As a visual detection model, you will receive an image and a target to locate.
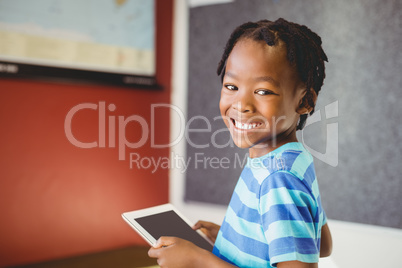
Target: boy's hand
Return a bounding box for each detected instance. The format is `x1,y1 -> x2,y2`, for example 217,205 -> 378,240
148,236 -> 206,268
193,220 -> 220,243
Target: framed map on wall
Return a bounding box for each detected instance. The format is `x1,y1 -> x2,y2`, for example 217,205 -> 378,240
0,0 -> 157,88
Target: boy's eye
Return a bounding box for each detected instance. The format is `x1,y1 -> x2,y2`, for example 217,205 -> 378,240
225,84 -> 238,91
255,89 -> 275,96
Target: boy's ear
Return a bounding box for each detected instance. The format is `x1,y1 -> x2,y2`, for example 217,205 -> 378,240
296,88 -> 317,115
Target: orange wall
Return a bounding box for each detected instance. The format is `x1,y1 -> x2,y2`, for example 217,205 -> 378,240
0,1 -> 173,266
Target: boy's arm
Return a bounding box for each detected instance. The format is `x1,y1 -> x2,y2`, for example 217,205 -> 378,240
148,236 -> 236,268
319,223 -> 333,257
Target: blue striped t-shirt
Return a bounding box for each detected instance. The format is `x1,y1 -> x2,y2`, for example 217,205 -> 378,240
213,142 -> 326,267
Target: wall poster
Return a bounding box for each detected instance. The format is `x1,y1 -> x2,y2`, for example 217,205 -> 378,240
0,0 -> 157,88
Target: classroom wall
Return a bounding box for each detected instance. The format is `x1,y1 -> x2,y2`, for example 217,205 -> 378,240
0,0 -> 173,266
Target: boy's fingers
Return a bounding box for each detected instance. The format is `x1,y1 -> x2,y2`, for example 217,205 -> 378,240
148,236 -> 177,258
193,221 -> 203,230
193,220 -> 209,230
148,247 -> 159,258
153,236 -> 176,248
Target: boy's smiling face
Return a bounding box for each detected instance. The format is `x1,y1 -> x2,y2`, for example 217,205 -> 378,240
219,38 -> 307,158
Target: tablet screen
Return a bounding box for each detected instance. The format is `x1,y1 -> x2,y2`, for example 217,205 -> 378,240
135,210 -> 213,251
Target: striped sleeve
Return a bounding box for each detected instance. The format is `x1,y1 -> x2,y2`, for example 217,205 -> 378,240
259,171 -> 320,266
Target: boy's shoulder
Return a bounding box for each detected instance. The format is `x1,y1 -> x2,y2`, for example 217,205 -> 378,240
246,142 -> 314,184
275,142 -> 314,173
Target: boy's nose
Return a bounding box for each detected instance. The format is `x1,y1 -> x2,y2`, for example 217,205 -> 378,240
232,93 -> 254,113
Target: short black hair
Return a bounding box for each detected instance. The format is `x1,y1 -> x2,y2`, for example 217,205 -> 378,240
217,18 -> 328,130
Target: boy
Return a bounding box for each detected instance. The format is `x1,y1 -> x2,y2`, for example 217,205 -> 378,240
149,18 -> 332,267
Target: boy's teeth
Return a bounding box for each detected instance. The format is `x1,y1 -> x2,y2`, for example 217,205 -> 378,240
234,120 -> 259,129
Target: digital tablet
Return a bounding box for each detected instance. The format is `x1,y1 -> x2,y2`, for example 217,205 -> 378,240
122,203 -> 214,251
